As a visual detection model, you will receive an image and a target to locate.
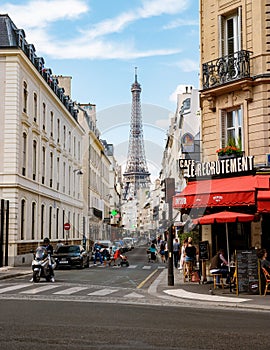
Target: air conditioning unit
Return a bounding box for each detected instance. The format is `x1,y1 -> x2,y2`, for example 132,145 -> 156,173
266,154 -> 270,166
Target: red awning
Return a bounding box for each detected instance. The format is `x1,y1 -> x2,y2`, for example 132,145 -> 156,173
173,175 -> 270,209
257,190 -> 270,212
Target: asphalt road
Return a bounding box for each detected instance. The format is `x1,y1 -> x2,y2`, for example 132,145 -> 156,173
0,299 -> 269,350
1,246 -> 269,349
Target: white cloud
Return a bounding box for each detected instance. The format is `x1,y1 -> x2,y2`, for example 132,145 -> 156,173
2,0 -> 89,29
1,0 -> 189,60
175,59 -> 199,72
169,84 -> 193,103
163,18 -> 198,30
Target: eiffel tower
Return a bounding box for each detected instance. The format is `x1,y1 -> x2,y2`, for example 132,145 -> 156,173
123,68 -> 151,200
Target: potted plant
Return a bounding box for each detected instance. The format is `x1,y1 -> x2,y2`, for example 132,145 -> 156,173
216,138 -> 243,159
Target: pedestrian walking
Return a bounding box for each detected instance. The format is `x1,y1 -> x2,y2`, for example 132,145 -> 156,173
179,238 -> 188,270
93,241 -> 103,265
173,238 -> 180,268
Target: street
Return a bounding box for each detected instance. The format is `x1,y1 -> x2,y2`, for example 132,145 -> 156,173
0,299 -> 269,350
0,246 -> 270,349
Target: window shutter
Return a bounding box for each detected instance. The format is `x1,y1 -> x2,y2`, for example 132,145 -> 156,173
237,6 -> 242,51
220,110 -> 226,148
218,15 -> 225,56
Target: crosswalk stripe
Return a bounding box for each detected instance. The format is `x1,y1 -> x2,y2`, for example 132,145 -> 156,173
127,265 -> 137,269
20,284 -> 59,294
0,284 -> 30,293
53,286 -> 89,295
142,266 -> 151,270
88,288 -> 118,296
124,292 -> 145,298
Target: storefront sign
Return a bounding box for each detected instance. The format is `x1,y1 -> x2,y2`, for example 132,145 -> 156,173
179,156 -> 254,179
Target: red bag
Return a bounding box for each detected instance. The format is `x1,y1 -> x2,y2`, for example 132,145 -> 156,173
191,271 -> 200,283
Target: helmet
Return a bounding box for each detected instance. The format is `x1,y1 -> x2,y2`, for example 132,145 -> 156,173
43,237 -> 50,244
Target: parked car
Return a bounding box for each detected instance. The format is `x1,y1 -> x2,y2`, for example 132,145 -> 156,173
53,245 -> 90,269
112,240 -> 129,253
123,237 -> 135,250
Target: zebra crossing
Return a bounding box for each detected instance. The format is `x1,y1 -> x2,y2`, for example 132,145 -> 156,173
0,282 -> 149,300
0,264 -> 166,301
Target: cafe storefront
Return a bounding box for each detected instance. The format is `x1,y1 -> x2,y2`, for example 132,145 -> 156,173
173,156 -> 270,258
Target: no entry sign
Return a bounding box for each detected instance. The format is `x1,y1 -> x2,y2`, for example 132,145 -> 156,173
64,222 -> 71,230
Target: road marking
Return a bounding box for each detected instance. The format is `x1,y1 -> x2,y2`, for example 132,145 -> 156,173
137,269 -> 160,289
125,292 -> 145,298
88,288 -> 118,296
127,265 -> 137,269
142,266 -> 151,270
0,284 -> 30,293
53,286 -> 89,295
21,284 -> 59,294
164,289 -> 251,303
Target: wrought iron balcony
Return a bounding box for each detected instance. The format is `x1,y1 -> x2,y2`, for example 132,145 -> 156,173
202,50 -> 251,90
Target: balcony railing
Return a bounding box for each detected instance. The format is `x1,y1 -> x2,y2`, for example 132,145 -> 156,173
202,50 -> 251,90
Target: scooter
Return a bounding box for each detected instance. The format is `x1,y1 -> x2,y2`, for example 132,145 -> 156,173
31,246 -> 56,282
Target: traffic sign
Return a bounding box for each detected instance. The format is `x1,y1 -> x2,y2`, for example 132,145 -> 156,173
64,222 -> 71,230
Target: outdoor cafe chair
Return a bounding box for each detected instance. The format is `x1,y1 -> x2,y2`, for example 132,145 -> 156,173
261,267 -> 270,296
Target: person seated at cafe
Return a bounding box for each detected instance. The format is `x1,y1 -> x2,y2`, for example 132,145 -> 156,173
210,249 -> 230,284
257,248 -> 270,273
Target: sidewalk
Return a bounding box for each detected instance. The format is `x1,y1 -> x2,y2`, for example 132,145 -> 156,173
0,265 -> 31,280
150,267 -> 270,311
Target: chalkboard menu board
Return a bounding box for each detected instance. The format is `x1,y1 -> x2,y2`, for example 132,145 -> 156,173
236,250 -> 259,295
199,241 -> 209,260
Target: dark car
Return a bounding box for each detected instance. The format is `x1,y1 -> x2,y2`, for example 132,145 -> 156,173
53,245 -> 89,269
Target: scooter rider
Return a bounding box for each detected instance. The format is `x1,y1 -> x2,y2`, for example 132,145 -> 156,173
43,237 -> 55,282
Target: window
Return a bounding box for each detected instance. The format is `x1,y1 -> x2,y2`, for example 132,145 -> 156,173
63,125 -> 66,148
68,165 -> 71,195
22,132 -> 27,176
50,111 -> 54,137
74,137 -> 76,158
49,206 -> 52,239
23,81 -> 28,113
57,157 -> 60,190
219,8 -> 242,56
21,199 -> 25,240
50,152 -> 53,187
56,208 -> 59,239
42,103 -> 46,130
33,140 -> 37,180
68,130 -> 71,153
31,202 -> 36,240
63,162 -> 66,193
57,118 -> 60,143
42,146 -> 45,184
220,107 -> 242,148
33,93 -> 38,122
41,204 -> 45,240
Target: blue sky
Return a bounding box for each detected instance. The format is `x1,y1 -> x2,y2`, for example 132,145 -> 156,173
2,0 -> 200,180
